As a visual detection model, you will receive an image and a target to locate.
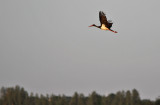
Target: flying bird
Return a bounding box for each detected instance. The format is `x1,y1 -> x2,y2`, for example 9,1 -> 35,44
89,11 -> 117,33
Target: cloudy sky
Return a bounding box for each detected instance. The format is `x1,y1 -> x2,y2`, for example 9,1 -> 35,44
0,0 -> 160,100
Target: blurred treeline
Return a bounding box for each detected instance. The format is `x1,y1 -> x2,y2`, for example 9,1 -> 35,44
0,85 -> 160,105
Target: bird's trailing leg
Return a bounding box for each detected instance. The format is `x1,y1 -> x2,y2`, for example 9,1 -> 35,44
109,29 -> 118,33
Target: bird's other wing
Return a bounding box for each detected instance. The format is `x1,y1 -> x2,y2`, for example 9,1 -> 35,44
107,22 -> 113,29
99,11 -> 108,26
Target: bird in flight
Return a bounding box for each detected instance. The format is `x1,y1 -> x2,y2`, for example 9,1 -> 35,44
89,11 -> 117,33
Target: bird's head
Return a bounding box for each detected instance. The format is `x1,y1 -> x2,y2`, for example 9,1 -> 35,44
88,24 -> 96,27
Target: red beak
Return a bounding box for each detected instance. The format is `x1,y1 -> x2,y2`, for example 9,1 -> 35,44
88,25 -> 93,27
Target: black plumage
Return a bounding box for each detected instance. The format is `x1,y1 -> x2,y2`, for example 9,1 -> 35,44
99,11 -> 113,29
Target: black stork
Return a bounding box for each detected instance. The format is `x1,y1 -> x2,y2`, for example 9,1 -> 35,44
89,11 -> 117,33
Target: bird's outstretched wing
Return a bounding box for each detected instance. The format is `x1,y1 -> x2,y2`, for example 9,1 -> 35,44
99,11 -> 113,29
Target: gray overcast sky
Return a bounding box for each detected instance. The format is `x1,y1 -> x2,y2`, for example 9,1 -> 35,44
0,0 -> 160,100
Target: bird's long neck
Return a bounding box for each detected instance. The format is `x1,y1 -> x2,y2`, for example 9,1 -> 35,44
94,25 -> 101,28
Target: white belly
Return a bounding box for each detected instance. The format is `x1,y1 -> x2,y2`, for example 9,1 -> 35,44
101,24 -> 109,30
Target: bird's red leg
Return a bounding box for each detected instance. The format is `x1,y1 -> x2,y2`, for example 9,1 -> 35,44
109,29 -> 117,33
